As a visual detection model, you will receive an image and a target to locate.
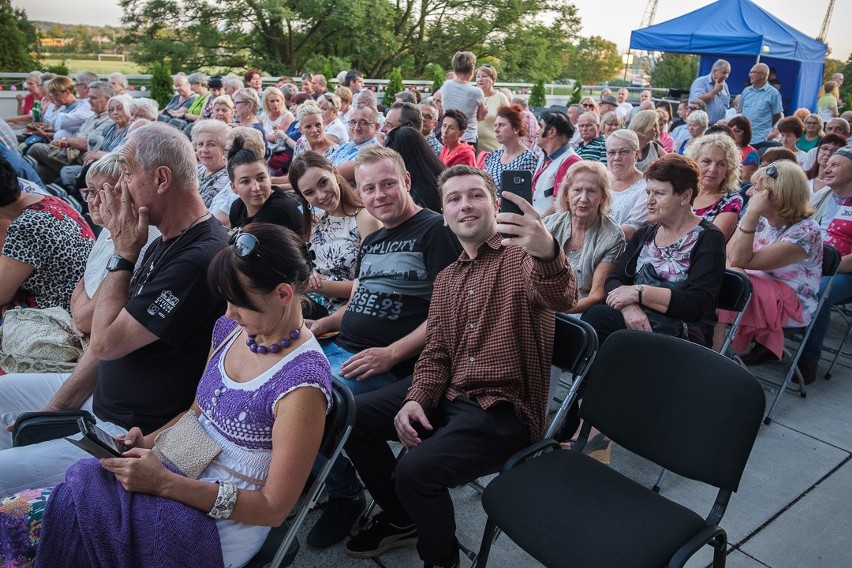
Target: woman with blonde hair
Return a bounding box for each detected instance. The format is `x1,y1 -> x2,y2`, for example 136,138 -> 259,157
718,161 -> 823,362
686,132 -> 743,241
579,96 -> 598,115
293,102 -> 338,158
600,111 -> 622,138
544,161 -> 625,313
260,86 -> 295,146
628,109 -> 667,171
317,92 -> 349,144
475,64 -> 510,152
797,114 -> 824,153
817,80 -> 839,122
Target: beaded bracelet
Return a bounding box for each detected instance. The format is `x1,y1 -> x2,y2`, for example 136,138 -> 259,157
208,481 -> 238,519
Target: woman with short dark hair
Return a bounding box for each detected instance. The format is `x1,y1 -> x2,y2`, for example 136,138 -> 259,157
582,153 -> 725,347
439,109 -> 476,167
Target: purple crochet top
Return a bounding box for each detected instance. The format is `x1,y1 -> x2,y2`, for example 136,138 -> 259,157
197,317 -> 332,450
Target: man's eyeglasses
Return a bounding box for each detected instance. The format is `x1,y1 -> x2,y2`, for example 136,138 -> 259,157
606,149 -> 633,158
233,100 -> 249,105
349,119 -> 374,127
687,106 -> 699,111
804,121 -> 819,125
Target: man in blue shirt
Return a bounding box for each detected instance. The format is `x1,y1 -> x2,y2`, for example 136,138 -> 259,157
741,63 -> 783,146
329,105 -> 379,186
689,59 -> 731,125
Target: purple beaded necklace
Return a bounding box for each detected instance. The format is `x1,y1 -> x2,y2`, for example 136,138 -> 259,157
246,325 -> 302,354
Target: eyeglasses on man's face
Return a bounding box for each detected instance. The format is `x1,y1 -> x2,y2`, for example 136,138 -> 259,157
349,119 -> 374,127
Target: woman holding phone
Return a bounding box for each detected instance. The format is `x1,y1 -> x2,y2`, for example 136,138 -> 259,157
0,223 -> 332,568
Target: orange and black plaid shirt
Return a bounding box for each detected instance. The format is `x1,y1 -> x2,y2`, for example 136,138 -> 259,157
407,233 -> 577,441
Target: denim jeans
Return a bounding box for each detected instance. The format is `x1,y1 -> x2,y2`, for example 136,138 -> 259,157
316,339 -> 400,499
801,273 -> 852,365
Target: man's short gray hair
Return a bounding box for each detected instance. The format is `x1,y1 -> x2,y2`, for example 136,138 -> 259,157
124,122 -> 198,192
75,71 -> 99,85
712,59 -> 731,72
88,81 -> 115,99
223,75 -> 244,90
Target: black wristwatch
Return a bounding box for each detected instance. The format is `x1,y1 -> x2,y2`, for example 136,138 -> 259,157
106,255 -> 135,273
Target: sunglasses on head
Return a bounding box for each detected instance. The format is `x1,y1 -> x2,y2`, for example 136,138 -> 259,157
766,163 -> 778,179
229,229 -> 259,258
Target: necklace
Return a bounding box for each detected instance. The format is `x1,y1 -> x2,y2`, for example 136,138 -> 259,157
133,212 -> 210,296
247,325 -> 302,354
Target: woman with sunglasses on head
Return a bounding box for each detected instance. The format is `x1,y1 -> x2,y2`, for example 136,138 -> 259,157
0,223 -> 332,568
717,161 -> 822,362
318,93 -> 349,145
227,136 -> 303,236
289,151 -> 381,317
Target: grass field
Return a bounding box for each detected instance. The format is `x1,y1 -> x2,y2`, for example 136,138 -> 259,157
41,58 -> 144,75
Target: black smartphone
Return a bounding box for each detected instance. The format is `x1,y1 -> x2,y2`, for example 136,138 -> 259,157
499,170 -> 533,237
66,417 -> 127,458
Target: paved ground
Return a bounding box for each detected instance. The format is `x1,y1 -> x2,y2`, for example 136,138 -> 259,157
284,315 -> 852,568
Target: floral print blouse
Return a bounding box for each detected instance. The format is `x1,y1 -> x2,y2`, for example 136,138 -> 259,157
308,211 -> 362,314
637,223 -> 705,284
752,217 -> 823,324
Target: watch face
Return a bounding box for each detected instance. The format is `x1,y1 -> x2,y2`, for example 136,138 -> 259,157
107,256 -> 133,272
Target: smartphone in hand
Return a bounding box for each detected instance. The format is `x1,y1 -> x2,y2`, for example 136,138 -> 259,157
499,170 -> 533,237
66,417 -> 128,458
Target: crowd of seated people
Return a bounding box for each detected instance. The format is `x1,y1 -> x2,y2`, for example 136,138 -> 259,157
1,58 -> 851,568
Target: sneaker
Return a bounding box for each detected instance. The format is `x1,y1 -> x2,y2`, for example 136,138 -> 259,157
345,512 -> 418,558
307,494 -> 366,549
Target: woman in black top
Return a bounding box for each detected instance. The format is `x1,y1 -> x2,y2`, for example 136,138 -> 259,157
226,136 -> 302,235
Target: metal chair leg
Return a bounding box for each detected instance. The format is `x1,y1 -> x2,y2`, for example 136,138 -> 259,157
652,468 -> 669,493
825,316 -> 852,380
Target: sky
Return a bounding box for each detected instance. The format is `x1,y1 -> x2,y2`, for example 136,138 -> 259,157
12,0 -> 852,64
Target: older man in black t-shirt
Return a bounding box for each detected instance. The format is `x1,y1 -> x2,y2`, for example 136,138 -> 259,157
0,122 -> 228,496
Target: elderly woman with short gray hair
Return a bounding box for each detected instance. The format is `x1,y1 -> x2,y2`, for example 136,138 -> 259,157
677,110 -> 708,155
232,87 -> 265,140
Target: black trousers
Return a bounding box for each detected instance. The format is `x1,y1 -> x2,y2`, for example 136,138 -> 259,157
345,377 -> 529,564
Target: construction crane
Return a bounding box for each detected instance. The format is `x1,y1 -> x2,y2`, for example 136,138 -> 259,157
632,0 -> 660,85
817,0 -> 835,43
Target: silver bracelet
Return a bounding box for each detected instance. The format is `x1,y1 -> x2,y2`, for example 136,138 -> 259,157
208,481 -> 238,519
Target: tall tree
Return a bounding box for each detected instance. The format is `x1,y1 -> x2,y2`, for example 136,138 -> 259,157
119,0 -> 582,80
0,0 -> 39,71
564,36 -> 622,85
649,53 -> 698,91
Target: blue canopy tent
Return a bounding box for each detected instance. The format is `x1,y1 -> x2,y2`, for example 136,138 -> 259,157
629,0 -> 828,113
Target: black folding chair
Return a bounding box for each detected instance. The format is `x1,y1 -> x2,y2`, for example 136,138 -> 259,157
246,378 -> 356,568
758,245 -> 841,424
475,330 -> 765,568
824,302 -> 852,380
652,270 -> 752,492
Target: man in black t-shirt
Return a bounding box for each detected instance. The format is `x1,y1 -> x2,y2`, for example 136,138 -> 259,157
305,145 -> 460,548
0,122 -> 227,496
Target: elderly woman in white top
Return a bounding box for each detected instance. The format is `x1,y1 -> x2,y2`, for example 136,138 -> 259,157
606,129 -> 648,240
544,161 -> 626,314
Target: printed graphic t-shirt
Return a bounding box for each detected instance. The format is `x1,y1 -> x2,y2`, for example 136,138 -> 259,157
336,208 -> 460,377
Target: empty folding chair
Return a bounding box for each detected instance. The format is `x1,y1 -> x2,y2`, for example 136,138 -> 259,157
475,330 -> 765,568
652,269 -> 753,492
246,378 -> 356,568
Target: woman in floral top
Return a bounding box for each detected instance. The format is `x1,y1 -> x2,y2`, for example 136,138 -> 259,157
720,161 -> 823,364
686,133 -> 743,241
582,154 -> 726,347
288,151 -> 381,317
